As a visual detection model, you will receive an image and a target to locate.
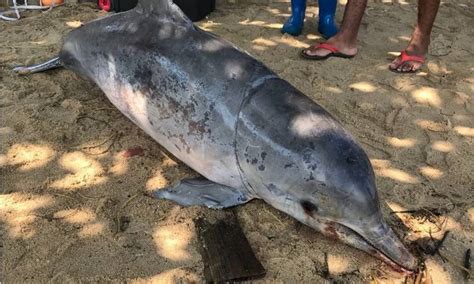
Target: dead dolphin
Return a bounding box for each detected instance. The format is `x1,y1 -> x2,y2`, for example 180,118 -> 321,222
14,0 -> 417,272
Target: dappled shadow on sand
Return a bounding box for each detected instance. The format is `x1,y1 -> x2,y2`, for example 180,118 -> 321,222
0,127 -> 204,282
1,0 -> 473,282
1,42 -> 204,281
201,2 -> 473,281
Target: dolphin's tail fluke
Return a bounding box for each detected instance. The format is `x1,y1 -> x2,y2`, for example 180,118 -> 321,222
13,57 -> 62,75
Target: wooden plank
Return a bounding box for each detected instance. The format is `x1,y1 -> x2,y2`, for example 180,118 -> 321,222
194,211 -> 266,282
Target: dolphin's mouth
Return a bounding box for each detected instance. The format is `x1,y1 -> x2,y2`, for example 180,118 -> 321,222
321,220 -> 418,273
348,226 -> 416,273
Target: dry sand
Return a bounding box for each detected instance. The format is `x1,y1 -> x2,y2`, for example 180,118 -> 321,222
0,0 -> 473,282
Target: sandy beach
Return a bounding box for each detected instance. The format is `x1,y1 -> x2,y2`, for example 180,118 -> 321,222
0,0 -> 473,282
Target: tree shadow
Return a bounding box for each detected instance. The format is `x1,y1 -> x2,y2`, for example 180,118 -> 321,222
1,0 -> 473,283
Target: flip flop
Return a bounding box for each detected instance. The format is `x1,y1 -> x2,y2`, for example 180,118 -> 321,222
389,50 -> 425,73
300,43 -> 356,60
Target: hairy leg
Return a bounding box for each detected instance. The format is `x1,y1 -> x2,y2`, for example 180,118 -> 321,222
389,0 -> 441,72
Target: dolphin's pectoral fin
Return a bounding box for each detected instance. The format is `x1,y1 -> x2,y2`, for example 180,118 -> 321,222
153,177 -> 252,209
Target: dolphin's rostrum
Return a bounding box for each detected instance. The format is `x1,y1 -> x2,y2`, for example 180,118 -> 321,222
14,0 -> 417,272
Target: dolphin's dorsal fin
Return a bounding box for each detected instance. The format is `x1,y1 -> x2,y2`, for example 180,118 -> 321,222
137,0 -> 170,12
136,0 -> 192,26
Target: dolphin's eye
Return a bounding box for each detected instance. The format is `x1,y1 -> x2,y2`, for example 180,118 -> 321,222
300,200 -> 318,217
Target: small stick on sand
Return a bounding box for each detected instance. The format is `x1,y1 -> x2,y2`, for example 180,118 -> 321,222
121,194 -> 139,209
53,193 -> 80,202
322,252 -> 330,279
414,269 -> 423,284
97,132 -> 122,155
464,249 -> 471,280
77,115 -> 113,129
76,191 -> 103,199
431,230 -> 450,256
263,207 -> 284,226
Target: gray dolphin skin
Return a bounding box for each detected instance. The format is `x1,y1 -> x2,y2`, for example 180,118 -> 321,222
14,0 -> 417,272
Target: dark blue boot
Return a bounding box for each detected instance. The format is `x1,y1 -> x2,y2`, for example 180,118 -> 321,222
318,0 -> 338,38
281,0 -> 306,36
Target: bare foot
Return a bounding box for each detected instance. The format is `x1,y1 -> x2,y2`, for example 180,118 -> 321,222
389,29 -> 429,73
389,50 -> 425,73
303,37 -> 358,58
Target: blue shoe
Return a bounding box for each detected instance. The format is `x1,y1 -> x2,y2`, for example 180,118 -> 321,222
281,0 -> 306,36
318,15 -> 338,38
317,0 -> 338,38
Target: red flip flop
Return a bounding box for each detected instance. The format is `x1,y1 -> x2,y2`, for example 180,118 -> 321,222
389,50 -> 425,73
301,43 -> 356,60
